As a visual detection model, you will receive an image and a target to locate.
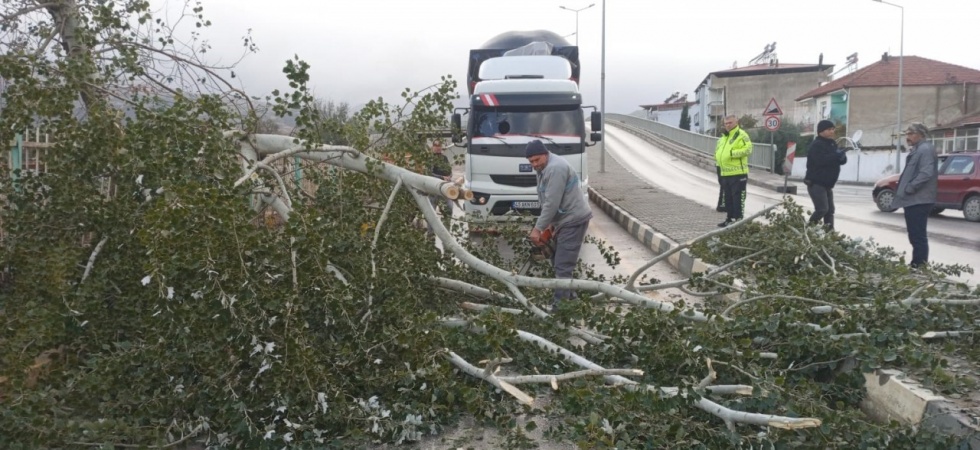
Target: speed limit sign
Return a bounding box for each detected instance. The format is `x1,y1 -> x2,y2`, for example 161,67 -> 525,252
764,115 -> 781,131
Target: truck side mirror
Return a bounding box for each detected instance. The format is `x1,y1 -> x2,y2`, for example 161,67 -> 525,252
590,111 -> 602,132
591,132 -> 602,142
451,113 -> 462,144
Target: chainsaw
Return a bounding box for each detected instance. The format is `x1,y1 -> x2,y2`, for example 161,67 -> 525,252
517,225 -> 555,275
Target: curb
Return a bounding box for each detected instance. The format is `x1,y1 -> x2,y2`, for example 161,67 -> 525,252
862,370 -> 980,447
587,187 -> 711,278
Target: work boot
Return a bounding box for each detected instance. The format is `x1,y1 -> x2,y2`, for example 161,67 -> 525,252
717,219 -> 734,228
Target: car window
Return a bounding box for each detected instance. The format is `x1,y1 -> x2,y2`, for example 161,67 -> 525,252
941,155 -> 976,176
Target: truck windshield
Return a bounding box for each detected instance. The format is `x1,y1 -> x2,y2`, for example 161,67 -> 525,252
472,108 -> 584,138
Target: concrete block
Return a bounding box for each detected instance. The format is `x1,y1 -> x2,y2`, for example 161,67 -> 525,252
860,369 -> 943,425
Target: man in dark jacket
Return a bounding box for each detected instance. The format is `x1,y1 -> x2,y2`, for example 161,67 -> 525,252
804,120 -> 847,229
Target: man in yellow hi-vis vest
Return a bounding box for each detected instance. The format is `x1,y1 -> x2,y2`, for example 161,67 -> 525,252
714,115 -> 753,227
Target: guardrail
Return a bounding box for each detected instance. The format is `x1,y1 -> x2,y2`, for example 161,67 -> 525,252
607,114 -> 776,172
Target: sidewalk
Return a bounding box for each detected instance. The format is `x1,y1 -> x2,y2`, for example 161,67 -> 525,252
586,126 -> 979,446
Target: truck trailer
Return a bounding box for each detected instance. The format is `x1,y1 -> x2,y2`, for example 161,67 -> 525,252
452,30 -> 601,222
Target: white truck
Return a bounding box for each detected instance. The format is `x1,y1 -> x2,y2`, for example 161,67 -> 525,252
451,30 -> 601,222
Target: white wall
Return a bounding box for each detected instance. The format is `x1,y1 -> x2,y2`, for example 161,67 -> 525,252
791,149 -> 905,183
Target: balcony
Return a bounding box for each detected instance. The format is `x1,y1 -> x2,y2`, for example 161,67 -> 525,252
708,103 -> 725,117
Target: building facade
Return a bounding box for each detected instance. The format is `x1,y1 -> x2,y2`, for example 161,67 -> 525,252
795,54 -> 980,150
694,61 -> 833,136
639,92 -> 695,128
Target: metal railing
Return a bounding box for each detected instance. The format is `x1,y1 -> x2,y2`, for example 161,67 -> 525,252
607,114 -> 776,172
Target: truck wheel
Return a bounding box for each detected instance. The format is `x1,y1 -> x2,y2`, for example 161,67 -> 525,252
963,195 -> 980,222
874,188 -> 898,213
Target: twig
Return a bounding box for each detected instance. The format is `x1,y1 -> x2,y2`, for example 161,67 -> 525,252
72,424 -> 203,449
445,351 -> 534,406
624,203 -> 783,291
461,302 -> 524,315
254,162 -> 293,207
900,283 -> 935,306
711,359 -> 760,381
820,248 -> 837,275
696,358 -> 717,390
920,330 -> 975,339
479,357 -> 514,377
501,368 -> 644,386
80,236 -> 108,285
502,282 -> 607,344
722,294 -> 843,318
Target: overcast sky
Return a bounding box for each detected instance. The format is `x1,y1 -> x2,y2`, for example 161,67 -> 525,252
177,0 -> 978,115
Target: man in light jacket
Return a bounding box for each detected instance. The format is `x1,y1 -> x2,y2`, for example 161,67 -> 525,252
525,140 -> 592,311
714,115 -> 753,227
890,123 -> 938,268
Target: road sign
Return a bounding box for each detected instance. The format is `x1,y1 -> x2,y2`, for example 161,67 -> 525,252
783,142 -> 796,173
764,115 -> 781,131
763,97 -> 783,116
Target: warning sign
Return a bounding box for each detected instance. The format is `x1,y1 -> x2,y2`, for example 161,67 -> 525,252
763,97 -> 783,116
783,142 -> 796,174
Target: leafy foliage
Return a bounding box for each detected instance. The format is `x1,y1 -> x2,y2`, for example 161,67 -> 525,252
679,104 -> 691,131
1,2 -> 976,449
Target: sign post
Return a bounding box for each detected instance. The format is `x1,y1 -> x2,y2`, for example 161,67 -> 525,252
762,97 -> 783,175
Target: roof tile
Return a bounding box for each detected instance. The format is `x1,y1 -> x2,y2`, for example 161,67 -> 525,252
796,55 -> 980,101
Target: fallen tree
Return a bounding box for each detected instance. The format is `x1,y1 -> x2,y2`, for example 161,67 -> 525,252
1,1 -> 977,449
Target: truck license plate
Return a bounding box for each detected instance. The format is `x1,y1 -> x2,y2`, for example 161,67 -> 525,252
519,163 -> 533,172
513,201 -> 540,209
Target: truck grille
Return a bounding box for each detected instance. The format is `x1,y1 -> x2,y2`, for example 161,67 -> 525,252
489,175 -> 537,188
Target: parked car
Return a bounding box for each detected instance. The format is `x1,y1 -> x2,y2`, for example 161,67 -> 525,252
872,151 -> 980,222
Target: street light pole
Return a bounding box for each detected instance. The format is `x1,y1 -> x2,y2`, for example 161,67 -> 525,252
558,3 -> 595,47
873,0 -> 904,174
599,0 -> 606,173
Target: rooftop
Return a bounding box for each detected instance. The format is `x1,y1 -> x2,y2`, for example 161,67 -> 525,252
796,55 -> 980,100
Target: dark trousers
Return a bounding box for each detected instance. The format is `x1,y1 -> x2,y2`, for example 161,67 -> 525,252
806,184 -> 835,228
903,203 -> 932,267
551,219 -> 590,303
720,175 -> 747,221
715,166 -> 725,210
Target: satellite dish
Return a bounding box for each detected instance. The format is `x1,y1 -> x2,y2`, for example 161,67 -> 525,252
852,130 -> 863,144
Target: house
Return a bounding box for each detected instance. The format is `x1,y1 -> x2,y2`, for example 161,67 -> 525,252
694,58 -> 833,136
795,54 -> 980,151
639,92 -> 696,128
929,112 -> 980,154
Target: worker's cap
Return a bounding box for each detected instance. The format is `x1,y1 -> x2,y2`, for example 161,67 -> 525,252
817,120 -> 835,133
525,140 -> 547,158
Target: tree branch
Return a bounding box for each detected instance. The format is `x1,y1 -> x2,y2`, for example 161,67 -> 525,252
624,203 -> 782,291
79,236 -> 108,285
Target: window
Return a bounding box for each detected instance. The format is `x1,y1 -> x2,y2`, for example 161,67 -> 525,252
941,155 -> 976,175
955,137 -> 967,152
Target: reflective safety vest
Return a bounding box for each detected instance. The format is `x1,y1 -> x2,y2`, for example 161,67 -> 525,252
714,126 -> 753,176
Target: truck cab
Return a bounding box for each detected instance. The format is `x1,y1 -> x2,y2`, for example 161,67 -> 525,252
452,33 -> 601,222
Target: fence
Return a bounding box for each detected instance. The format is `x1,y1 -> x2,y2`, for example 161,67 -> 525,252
606,114 -> 777,172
